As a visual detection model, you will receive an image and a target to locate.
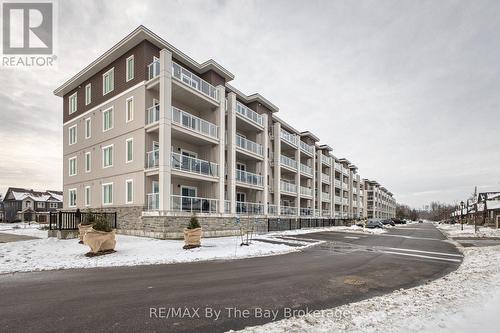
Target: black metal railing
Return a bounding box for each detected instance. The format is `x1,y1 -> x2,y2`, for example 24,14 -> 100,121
267,218 -> 337,232
49,211 -> 117,231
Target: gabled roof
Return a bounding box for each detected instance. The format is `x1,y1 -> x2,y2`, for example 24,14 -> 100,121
4,187 -> 63,203
226,84 -> 279,113
54,25 -> 235,97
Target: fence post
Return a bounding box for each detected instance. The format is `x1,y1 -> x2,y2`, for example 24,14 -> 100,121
267,218 -> 270,232
114,212 -> 117,229
58,211 -> 62,230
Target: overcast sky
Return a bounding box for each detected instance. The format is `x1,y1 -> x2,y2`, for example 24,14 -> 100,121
0,0 -> 499,207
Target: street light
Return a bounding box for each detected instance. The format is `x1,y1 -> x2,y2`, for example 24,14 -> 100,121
460,201 -> 465,231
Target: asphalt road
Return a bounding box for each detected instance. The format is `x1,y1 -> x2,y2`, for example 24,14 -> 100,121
0,223 -> 461,333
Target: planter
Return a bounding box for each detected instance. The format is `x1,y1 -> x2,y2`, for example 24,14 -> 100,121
183,227 -> 202,249
78,223 -> 93,243
83,228 -> 116,254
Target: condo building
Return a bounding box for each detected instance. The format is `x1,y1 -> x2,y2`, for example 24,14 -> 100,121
54,26 -> 395,236
364,180 -> 396,219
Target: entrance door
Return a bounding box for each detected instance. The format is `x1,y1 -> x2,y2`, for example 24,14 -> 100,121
236,192 -> 246,213
181,186 -> 197,212
181,149 -> 197,172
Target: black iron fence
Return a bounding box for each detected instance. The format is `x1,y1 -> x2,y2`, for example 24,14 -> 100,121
49,211 -> 117,231
267,218 -> 339,232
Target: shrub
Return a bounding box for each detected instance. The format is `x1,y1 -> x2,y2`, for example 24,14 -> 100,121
187,215 -> 201,230
39,225 -> 50,230
81,209 -> 94,226
92,215 -> 113,232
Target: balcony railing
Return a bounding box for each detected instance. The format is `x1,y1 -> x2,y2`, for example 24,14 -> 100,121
145,150 -> 159,169
146,104 -> 160,125
268,204 -> 278,215
172,106 -> 219,139
235,102 -> 263,127
322,192 -> 331,202
171,152 -> 218,177
321,173 -> 331,183
342,198 -> 349,205
300,163 -> 313,176
353,188 -> 358,194
300,208 -> 315,216
280,129 -> 298,147
280,206 -> 297,215
171,195 -> 218,213
172,62 -> 220,102
236,135 -> 263,156
147,193 -> 159,210
236,201 -> 264,215
342,182 -> 349,190
342,166 -> 349,174
334,179 -> 341,188
334,197 -> 341,204
300,141 -> 314,155
334,164 -> 341,172
321,210 -> 331,217
236,169 -> 263,187
280,181 -> 297,194
280,155 -> 297,170
321,155 -> 332,166
148,60 -> 160,80
300,186 -> 313,197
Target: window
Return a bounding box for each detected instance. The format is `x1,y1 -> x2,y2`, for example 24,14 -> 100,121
103,68 -> 114,95
102,183 -> 113,205
85,117 -> 91,139
102,145 -> 113,168
69,156 -> 77,176
126,138 -> 133,163
126,97 -> 134,122
69,93 -> 77,114
85,152 -> 91,172
69,189 -> 77,208
85,186 -> 91,207
103,107 -> 113,131
49,203 -> 58,209
37,202 -> 44,208
125,179 -> 133,204
126,55 -> 134,82
85,84 -> 91,105
25,201 -> 31,208
69,125 -> 77,145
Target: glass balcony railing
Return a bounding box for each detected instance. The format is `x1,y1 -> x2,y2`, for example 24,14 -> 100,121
300,186 -> 313,197
146,104 -> 160,125
280,155 -> 297,170
171,195 -> 218,213
171,152 -> 218,177
280,129 -> 298,147
148,60 -> 160,80
236,201 -> 264,215
267,204 -> 278,215
321,173 -> 331,183
172,62 -> 220,102
280,206 -> 297,215
236,135 -> 263,156
321,155 -> 332,166
334,197 -> 342,204
300,208 -> 315,216
236,169 -> 263,187
172,106 -> 218,139
334,179 -> 341,188
322,192 -> 331,202
342,198 -> 349,205
235,102 -> 263,127
342,182 -> 349,190
299,141 -> 314,155
145,150 -> 159,169
334,164 -> 342,172
280,181 -> 297,194
300,163 -> 313,176
146,193 -> 159,210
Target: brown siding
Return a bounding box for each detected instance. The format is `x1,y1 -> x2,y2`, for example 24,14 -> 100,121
63,40 -> 160,123
200,70 -> 225,87
247,101 -> 272,115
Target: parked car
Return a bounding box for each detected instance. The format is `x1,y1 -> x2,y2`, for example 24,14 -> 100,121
418,220 -> 424,223
366,219 -> 384,229
381,219 -> 396,226
391,218 -> 406,224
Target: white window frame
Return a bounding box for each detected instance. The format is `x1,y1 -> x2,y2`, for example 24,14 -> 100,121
85,84 -> 91,105
126,55 -> 134,82
102,144 -> 114,168
125,179 -> 133,204
68,188 -> 77,208
125,138 -> 133,163
68,124 -> 77,145
85,151 -> 91,173
180,185 -> 197,198
102,183 -> 113,205
125,96 -> 134,123
69,156 -> 77,176
69,92 -> 77,114
84,117 -> 91,139
180,149 -> 198,158
102,107 -> 113,132
102,68 -> 114,95
84,186 -> 91,207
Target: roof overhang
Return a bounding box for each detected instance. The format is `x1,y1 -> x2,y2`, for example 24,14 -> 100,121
54,25 -> 235,97
318,144 -> 333,151
272,114 -> 301,134
299,131 -> 320,142
226,83 -> 278,113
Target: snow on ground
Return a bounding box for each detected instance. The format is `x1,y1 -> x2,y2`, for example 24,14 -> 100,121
436,223 -> 500,238
268,225 -> 387,237
235,245 -> 500,333
0,222 -> 48,238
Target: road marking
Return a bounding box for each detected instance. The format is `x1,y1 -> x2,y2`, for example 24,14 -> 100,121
380,234 -> 442,241
344,236 -> 360,239
385,247 -> 463,258
380,250 -> 462,263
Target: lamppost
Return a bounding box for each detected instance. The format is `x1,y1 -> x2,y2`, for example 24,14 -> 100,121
460,201 -> 465,231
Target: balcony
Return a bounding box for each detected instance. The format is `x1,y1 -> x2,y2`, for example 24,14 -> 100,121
321,155 -> 332,166
148,60 -> 160,80
300,163 -> 313,176
334,197 -> 341,204
280,206 -> 297,215
342,182 -> 349,190
236,135 -> 263,157
147,193 -> 159,210
321,173 -> 331,183
235,102 -> 264,128
280,129 -> 298,147
171,152 -> 218,178
171,195 -> 218,213
267,204 -> 278,215
146,104 -> 160,125
300,186 -> 313,197
172,106 -> 219,140
353,188 -> 358,194
145,150 -> 159,169
342,198 -> 349,205
321,210 -> 331,217
322,192 -> 331,202
334,164 -> 341,172
236,201 -> 264,215
172,62 -> 220,102
280,155 -> 297,170
280,181 -> 297,194
236,169 -> 263,187
342,166 -> 349,175
334,179 -> 341,188
300,208 -> 315,216
300,141 -> 314,156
